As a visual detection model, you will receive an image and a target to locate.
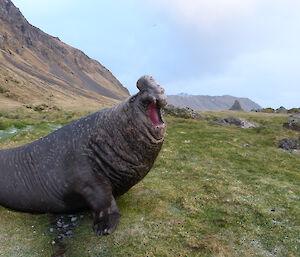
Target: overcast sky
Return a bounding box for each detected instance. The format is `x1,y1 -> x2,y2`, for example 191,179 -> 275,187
13,0 -> 300,108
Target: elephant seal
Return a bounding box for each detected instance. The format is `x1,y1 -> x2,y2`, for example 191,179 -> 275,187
0,75 -> 167,236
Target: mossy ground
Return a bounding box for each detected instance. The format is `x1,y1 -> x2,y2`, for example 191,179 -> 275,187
0,108 -> 299,256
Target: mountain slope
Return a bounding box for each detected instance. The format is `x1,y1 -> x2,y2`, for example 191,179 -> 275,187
0,0 -> 129,109
167,95 -> 261,111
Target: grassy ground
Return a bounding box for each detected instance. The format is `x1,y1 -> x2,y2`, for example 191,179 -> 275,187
0,108 -> 299,256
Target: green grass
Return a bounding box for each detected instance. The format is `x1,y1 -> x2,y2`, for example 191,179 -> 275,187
0,108 -> 90,149
0,109 -> 299,256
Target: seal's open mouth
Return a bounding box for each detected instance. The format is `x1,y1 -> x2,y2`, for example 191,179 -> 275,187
147,103 -> 164,126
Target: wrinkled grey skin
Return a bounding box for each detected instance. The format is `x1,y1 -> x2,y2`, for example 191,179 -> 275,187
0,75 -> 167,236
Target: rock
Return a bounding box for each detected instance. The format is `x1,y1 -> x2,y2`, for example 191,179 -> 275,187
71,217 -> 77,222
278,138 -> 300,150
219,116 -> 259,129
290,113 -> 300,120
294,150 -> 300,154
229,100 -> 244,111
47,213 -> 82,247
163,104 -> 202,119
66,230 -> 72,236
276,106 -> 287,114
287,108 -> 300,114
283,120 -> 300,132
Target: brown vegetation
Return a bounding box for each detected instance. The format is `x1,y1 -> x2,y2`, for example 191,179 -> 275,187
0,0 -> 129,109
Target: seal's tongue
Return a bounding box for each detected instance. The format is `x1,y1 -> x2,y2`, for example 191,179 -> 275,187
147,103 -> 161,126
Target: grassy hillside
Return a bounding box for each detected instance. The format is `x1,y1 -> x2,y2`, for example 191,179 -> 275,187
0,108 -> 299,256
0,0 -> 129,109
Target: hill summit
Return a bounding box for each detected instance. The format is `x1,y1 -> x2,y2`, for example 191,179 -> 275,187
0,0 -> 129,109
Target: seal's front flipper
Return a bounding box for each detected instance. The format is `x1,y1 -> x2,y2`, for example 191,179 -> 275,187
77,182 -> 121,236
93,197 -> 121,236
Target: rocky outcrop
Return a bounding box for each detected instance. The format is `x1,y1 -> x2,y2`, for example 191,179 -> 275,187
276,106 -> 288,114
291,114 -> 300,120
229,100 -> 243,111
253,107 -> 300,114
278,138 -> 300,151
287,108 -> 300,114
219,116 -> 259,129
283,120 -> 300,132
163,104 -> 202,119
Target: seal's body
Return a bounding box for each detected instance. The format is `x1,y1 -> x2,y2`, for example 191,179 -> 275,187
0,75 -> 167,235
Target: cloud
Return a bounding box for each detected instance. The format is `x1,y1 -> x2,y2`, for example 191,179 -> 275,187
163,46 -> 300,108
12,0 -> 300,107
147,0 -> 260,31
142,0 -> 268,82
142,0 -> 300,108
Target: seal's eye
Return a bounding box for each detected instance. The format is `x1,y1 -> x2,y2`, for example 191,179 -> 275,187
130,96 -> 136,103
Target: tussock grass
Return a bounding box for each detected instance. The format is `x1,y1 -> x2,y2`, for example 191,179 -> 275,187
0,109 -> 299,256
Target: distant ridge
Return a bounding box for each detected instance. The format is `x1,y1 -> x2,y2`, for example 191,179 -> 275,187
167,94 -> 261,111
178,92 -> 189,97
0,0 -> 130,109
